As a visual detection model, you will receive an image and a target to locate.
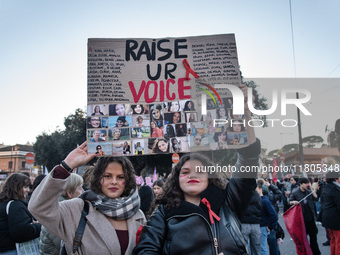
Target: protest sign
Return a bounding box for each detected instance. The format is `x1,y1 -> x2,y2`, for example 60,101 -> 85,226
87,34 -> 249,156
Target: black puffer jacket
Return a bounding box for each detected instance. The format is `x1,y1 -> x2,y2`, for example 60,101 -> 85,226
133,139 -> 260,255
321,182 -> 340,230
240,191 -> 262,224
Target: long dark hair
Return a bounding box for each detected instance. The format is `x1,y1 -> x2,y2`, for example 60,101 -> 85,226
153,153 -> 225,210
90,156 -> 136,197
0,173 -> 31,202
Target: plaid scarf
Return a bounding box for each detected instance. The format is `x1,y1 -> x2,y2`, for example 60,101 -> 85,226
80,187 -> 140,220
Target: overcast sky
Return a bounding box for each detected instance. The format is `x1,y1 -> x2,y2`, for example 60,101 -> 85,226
1,0 -> 339,152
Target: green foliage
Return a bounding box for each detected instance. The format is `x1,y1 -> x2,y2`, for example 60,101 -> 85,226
34,108 -> 86,171
302,136 -> 324,148
281,143 -> 299,153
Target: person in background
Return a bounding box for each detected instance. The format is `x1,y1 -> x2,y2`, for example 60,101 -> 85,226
39,173 -> 84,255
139,185 -> 154,216
29,142 -> 146,254
290,177 -> 321,255
321,171 -> 340,255
0,173 -> 41,254
152,180 -> 164,198
240,190 -> 262,255
256,183 -> 278,255
27,174 -> 46,201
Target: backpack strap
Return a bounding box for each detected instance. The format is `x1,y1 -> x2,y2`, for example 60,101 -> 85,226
71,200 -> 89,255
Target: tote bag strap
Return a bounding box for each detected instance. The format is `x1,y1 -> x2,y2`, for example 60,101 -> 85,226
71,200 -> 89,255
6,200 -> 14,215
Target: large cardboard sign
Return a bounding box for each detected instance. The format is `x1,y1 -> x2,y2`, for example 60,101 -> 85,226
87,34 -> 248,156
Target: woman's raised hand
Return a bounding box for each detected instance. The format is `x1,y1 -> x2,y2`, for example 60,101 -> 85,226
63,142 -> 97,170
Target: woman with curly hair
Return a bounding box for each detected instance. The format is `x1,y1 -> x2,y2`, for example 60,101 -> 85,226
152,138 -> 169,154
134,84 -> 261,255
29,142 -> 146,255
0,173 -> 41,254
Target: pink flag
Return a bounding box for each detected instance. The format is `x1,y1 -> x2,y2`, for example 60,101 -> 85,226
135,176 -> 144,186
152,166 -> 157,182
145,177 -> 153,187
273,158 -> 278,183
283,204 -> 313,255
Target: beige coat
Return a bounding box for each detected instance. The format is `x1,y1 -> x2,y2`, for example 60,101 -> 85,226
28,169 -> 146,255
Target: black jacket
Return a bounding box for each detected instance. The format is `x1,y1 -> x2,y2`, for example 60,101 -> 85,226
290,188 -> 318,221
240,191 -> 262,224
321,182 -> 340,230
133,139 -> 261,255
0,199 -> 41,252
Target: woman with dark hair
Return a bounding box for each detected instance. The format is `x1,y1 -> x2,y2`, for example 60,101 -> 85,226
213,130 -> 227,149
0,173 -> 41,254
109,104 -> 127,116
150,121 -> 163,138
131,105 -> 145,115
164,125 -> 176,139
95,145 -> 105,156
116,116 -> 129,127
168,102 -> 180,112
183,100 -> 195,111
175,124 -> 187,137
152,180 -> 164,198
216,107 -> 228,120
92,105 -> 104,116
171,138 -> 181,153
134,84 -> 260,255
29,142 -> 146,254
152,138 -> 169,154
27,174 -> 47,200
139,185 -> 154,216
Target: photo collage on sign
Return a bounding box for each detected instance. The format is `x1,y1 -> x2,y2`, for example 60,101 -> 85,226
86,98 -> 248,156
87,100 -> 196,156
